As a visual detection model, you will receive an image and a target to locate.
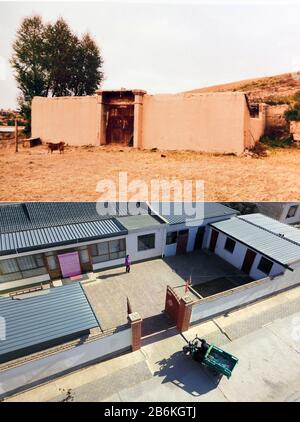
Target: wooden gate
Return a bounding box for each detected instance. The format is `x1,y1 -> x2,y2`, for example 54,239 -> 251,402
165,286 -> 180,324
106,105 -> 134,145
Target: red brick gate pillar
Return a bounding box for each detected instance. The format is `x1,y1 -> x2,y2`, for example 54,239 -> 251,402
128,312 -> 142,351
176,295 -> 194,333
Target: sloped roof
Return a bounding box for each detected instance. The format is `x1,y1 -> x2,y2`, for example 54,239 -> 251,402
0,283 -> 100,364
148,202 -> 237,225
0,219 -> 127,256
0,202 -> 148,234
210,214 -> 300,267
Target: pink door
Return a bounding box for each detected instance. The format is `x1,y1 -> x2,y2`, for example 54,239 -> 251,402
58,252 -> 81,278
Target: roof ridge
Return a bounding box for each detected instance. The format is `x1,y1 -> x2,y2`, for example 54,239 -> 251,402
237,215 -> 300,248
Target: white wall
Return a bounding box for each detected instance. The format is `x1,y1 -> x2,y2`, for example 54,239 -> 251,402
191,267 -> 300,324
0,274 -> 50,293
206,227 -> 286,280
126,227 -> 165,262
164,214 -> 237,257
0,327 -> 131,399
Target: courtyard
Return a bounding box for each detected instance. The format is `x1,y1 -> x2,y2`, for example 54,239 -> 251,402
83,250 -> 252,335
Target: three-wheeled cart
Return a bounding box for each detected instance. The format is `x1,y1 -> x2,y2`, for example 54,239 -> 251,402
183,335 -> 238,379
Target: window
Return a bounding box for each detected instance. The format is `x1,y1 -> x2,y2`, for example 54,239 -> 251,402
286,205 -> 298,219
78,246 -> 90,264
257,257 -> 273,275
91,238 -> 126,263
224,237 -> 236,253
166,231 -> 177,245
45,252 -> 59,270
138,234 -> 155,251
0,254 -> 47,283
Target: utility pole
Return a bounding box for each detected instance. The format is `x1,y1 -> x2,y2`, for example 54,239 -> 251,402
15,117 -> 18,153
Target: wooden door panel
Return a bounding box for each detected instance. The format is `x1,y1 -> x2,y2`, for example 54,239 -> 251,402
242,249 -> 257,274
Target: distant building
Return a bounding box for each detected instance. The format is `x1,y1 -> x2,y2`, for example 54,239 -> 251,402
31,89 -> 266,155
255,202 -> 300,225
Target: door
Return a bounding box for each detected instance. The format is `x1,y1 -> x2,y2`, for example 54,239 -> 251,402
194,227 -> 205,250
58,251 -> 81,278
106,105 -> 134,145
176,230 -> 189,255
209,229 -> 219,252
241,249 -> 257,274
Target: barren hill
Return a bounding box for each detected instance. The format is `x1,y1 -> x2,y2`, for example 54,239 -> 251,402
185,72 -> 300,104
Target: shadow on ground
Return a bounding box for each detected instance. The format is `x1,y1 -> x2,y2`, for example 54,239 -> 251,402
153,351 -> 221,397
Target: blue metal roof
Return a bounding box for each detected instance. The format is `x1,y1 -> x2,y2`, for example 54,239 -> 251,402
148,202 -> 237,225
0,219 -> 127,256
0,283 -> 100,364
0,202 -> 149,234
210,214 -> 300,267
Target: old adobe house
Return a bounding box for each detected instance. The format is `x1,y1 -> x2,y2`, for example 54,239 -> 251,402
31,89 -> 266,155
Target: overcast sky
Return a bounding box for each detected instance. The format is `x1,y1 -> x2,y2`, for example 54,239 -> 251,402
1,0 -> 300,109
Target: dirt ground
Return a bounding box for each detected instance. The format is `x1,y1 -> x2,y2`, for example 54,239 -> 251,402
0,141 -> 299,201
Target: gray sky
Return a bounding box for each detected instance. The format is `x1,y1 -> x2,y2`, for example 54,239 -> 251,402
1,0 -> 300,109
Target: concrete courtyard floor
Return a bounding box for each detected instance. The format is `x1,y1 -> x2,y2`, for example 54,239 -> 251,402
83,251 -> 249,332
7,284 -> 300,402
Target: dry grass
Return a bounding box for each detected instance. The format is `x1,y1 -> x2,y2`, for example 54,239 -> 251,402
0,141 -> 300,201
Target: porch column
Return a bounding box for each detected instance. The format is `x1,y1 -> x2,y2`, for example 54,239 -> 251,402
96,90 -> 106,145
132,90 -> 146,148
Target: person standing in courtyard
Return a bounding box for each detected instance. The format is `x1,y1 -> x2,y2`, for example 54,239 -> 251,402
125,254 -> 131,273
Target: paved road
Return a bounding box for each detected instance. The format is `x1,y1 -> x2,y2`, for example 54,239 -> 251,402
6,287 -> 300,402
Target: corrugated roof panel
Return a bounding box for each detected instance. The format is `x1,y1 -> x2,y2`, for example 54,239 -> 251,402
210,215 -> 300,266
149,202 -> 237,225
0,202 -> 150,234
240,214 -> 300,244
0,283 -> 100,363
0,219 -> 127,256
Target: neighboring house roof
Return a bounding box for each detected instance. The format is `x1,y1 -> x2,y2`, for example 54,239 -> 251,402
254,202 -> 285,221
0,202 -> 148,234
0,283 -> 100,364
0,219 -> 127,256
148,202 -> 237,225
117,214 -> 163,231
210,213 -> 300,267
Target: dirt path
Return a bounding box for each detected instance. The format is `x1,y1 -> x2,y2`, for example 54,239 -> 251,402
0,142 -> 299,201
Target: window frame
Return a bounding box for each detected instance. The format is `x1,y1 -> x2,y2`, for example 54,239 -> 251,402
91,238 -> 126,263
137,233 -> 156,251
166,231 -> 178,245
224,237 -> 236,254
257,256 -> 273,275
286,205 -> 298,219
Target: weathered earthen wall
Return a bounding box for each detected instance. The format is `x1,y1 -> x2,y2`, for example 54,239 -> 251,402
141,92 -> 248,154
265,104 -> 289,137
32,96 -> 100,146
249,104 -> 266,146
289,120 -> 300,146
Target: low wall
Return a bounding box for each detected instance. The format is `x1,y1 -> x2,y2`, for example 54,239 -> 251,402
0,326 -> 131,399
141,92 -> 247,154
31,96 -> 100,146
190,268 -> 300,324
